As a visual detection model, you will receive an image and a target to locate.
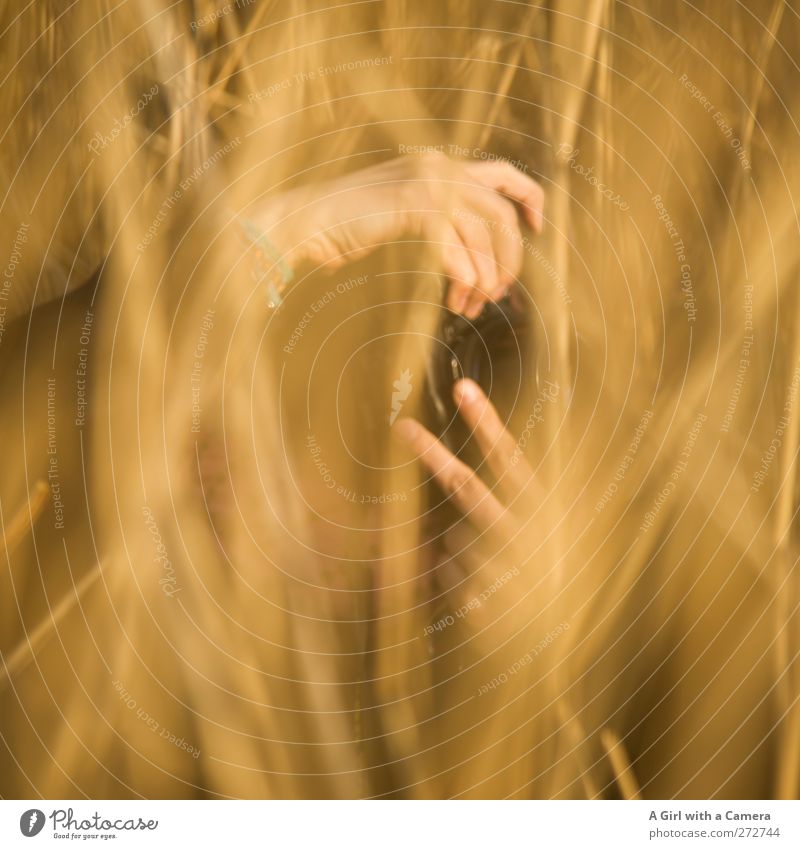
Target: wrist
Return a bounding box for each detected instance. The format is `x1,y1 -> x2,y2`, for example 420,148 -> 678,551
250,190 -> 308,269
234,198 -> 299,310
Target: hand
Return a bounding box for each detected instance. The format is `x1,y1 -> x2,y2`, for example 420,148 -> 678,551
394,378 -> 541,642
258,153 -> 544,318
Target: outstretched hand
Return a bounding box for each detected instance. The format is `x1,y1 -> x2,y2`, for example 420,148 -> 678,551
395,378 -> 541,641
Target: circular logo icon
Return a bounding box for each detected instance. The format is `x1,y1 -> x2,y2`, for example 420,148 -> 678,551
19,809 -> 45,837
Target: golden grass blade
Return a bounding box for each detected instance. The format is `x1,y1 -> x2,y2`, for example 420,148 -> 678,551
556,699 -> 601,799
0,561 -> 103,692
209,0 -> 273,102
776,700 -> 800,800
600,728 -> 642,800
476,4 -> 539,150
1,480 -> 49,554
741,0 -> 784,158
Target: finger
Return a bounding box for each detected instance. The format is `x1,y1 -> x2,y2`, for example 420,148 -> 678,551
445,516 -> 529,604
453,378 -> 535,497
393,417 -> 511,533
474,193 -> 524,288
443,522 -> 499,576
428,217 -> 475,313
466,161 -> 545,233
433,551 -> 486,623
433,551 -> 469,595
435,551 -> 507,635
463,288 -> 488,320
450,209 -> 500,301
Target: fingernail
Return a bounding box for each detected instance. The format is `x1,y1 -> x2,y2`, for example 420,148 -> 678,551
492,281 -> 510,301
455,379 -> 479,405
392,418 -> 418,443
457,262 -> 477,289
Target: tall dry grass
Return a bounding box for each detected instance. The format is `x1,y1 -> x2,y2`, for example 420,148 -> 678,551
0,0 -> 798,799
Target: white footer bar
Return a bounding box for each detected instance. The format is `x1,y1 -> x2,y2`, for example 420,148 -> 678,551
1,800 -> 797,848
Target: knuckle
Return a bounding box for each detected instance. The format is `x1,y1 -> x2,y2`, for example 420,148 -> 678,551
443,463 -> 474,496
453,471 -> 483,504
